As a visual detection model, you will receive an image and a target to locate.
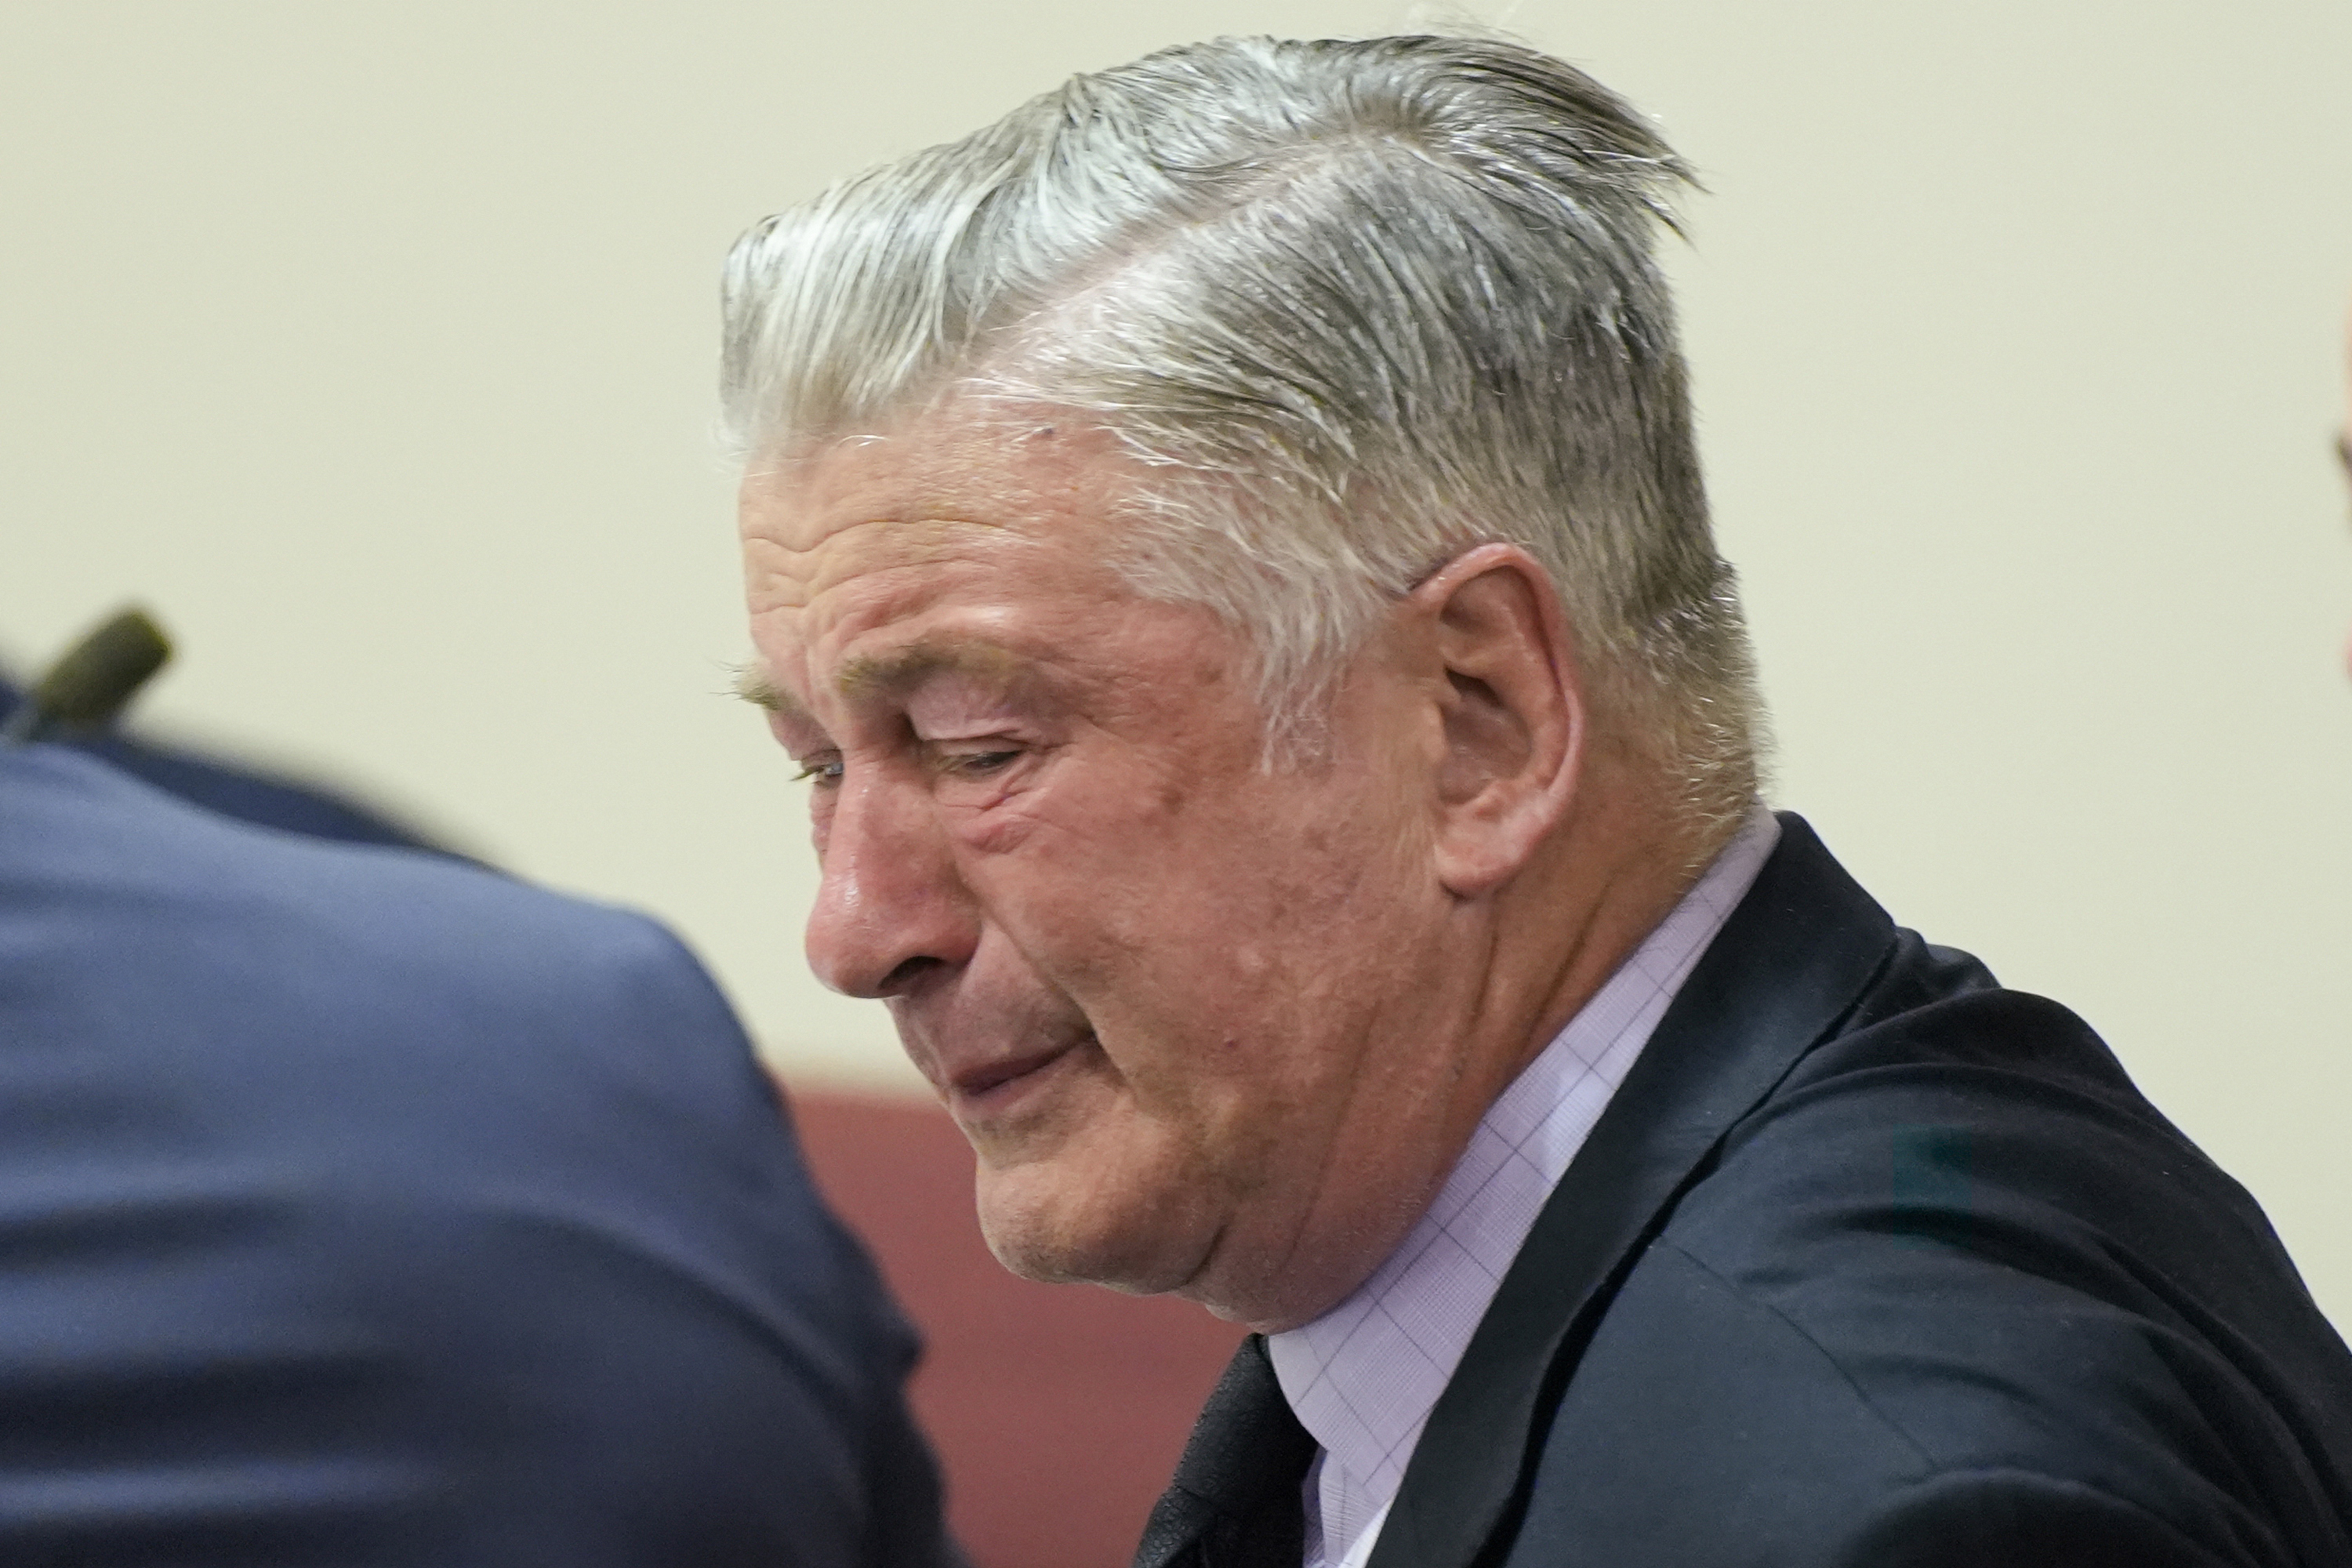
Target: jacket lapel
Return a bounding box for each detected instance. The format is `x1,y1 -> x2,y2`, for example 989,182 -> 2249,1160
1134,1334 -> 1317,1568
1368,814 -> 1900,1568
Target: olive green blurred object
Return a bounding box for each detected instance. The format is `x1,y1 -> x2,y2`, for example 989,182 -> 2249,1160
2,608 -> 173,745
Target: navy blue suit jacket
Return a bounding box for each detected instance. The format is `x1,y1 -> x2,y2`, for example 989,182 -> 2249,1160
0,744 -> 956,1567
1139,815 -> 2352,1567
0,679 -> 449,855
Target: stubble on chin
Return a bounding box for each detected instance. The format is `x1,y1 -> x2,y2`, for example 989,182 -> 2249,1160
968,1090 -> 1230,1298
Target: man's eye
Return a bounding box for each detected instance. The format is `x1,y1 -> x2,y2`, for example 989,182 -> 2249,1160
792,755 -> 845,786
941,748 -> 1021,777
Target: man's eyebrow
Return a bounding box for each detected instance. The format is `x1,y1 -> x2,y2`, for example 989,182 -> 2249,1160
837,637 -> 1024,702
732,664 -> 804,717
731,639 -> 1027,720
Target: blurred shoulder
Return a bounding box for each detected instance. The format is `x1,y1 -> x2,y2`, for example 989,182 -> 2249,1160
0,750 -> 945,1568
2,742 -> 714,996
0,742 -> 779,1146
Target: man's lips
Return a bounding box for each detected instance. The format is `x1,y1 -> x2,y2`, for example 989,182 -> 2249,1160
945,1034 -> 1091,1110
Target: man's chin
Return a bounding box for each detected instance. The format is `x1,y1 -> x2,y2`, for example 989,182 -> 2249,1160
972,1160 -> 1207,1296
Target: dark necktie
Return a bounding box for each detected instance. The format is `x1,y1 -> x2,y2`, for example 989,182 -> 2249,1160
1133,1335 -> 1318,1568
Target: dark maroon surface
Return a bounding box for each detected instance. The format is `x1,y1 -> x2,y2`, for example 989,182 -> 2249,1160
791,1091 -> 1248,1568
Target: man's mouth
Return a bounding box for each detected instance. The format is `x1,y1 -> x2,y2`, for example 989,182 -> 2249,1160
946,1033 -> 1092,1115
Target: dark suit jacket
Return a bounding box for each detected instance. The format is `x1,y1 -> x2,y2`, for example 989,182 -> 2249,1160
0,744 -> 956,1568
1138,815 -> 2352,1567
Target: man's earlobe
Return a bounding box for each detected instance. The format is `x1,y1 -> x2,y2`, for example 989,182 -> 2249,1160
1420,546 -> 1584,897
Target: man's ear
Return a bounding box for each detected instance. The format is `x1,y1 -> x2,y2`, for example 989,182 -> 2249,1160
1411,544 -> 1584,898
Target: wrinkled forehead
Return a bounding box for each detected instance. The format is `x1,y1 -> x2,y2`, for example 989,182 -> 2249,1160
739,506 -> 1011,626
735,406 -> 1169,691
739,403 -> 1140,564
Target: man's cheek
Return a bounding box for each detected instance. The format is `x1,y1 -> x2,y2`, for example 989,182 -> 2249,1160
949,797 -> 1047,856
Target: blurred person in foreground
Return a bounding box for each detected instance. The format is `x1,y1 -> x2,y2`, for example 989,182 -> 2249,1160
0,672 -> 452,855
0,720 -> 957,1564
724,34 -> 2352,1568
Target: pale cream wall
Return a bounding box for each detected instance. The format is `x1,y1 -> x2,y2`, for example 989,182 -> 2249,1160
4,2 -> 2347,1322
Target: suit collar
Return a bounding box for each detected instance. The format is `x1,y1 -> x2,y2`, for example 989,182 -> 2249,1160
1367,812 -> 1900,1568
1134,1334 -> 1317,1568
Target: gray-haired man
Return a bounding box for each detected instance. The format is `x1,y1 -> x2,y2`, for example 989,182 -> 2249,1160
728,35 -> 2352,1568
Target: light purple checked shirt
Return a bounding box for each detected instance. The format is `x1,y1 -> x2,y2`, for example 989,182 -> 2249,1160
1268,806 -> 1781,1568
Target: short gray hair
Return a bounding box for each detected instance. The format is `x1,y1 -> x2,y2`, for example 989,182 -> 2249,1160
722,34 -> 1762,829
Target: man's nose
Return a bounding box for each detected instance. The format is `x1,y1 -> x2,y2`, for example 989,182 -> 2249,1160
804,773 -> 979,999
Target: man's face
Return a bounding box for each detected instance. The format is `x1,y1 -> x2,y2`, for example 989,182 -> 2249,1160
738,412 -> 1477,1326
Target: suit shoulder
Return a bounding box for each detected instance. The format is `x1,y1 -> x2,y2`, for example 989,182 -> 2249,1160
1606,980 -> 2352,1559
1523,1237 -> 2308,1565
5,742 -> 721,1019
0,756 -> 942,1568
0,742 -> 779,1178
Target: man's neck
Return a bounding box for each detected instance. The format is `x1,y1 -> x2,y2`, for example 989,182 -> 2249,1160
1216,768 -> 1737,1334
1267,803 -> 1781,1568
1482,760 -> 1733,1102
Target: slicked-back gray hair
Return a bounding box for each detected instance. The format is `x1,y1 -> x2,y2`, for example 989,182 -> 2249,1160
723,34 -> 1762,833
